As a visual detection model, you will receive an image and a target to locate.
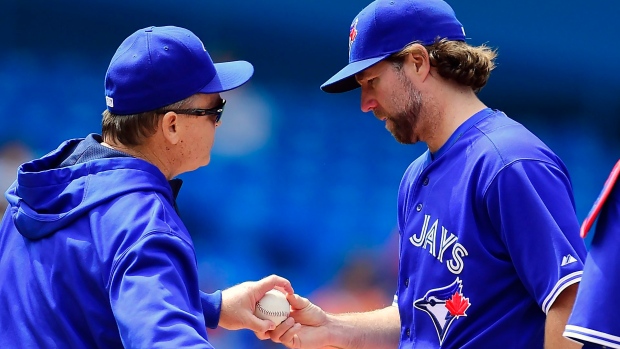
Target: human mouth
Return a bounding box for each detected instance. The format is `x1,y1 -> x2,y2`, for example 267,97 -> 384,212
373,112 -> 388,121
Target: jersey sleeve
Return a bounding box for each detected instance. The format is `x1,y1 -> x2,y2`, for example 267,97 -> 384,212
564,178 -> 620,348
485,159 -> 586,313
108,232 -> 214,349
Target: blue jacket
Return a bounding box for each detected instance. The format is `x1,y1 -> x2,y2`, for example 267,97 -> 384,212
0,134 -> 221,348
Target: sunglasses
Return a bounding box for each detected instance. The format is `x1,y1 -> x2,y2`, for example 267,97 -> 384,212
159,99 -> 226,123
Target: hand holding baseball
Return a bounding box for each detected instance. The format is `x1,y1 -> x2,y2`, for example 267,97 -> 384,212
254,289 -> 291,325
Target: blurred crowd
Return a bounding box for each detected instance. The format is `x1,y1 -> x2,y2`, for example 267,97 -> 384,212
3,0 -> 619,346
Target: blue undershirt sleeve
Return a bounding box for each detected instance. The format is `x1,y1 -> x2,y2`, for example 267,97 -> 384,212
200,290 -> 222,329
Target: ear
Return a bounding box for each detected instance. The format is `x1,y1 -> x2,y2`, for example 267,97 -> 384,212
161,112 -> 180,145
403,43 -> 431,82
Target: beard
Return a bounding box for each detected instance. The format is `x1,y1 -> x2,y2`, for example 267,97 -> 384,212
374,71 -> 424,144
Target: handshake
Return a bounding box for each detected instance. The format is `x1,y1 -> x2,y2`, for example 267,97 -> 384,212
220,274 -> 398,349
220,275 -> 337,349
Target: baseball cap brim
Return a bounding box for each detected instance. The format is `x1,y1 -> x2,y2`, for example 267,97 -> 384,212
320,54 -> 390,93
199,60 -> 254,94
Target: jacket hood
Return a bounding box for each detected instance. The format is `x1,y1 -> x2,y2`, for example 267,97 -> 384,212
5,138 -> 174,240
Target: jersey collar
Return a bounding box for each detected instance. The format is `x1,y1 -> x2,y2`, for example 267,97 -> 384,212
431,108 -> 496,161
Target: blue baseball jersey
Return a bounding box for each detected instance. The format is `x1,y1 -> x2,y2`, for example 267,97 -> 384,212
564,160 -> 620,349
394,108 -> 586,348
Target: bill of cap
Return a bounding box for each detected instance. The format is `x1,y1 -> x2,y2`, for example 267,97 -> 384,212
199,60 -> 255,94
320,55 -> 390,93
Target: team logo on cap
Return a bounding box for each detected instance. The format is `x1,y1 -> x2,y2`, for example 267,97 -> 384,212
349,18 -> 358,53
414,278 -> 471,344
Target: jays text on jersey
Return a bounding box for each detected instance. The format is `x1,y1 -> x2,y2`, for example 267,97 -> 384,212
564,160 -> 620,349
394,108 -> 586,348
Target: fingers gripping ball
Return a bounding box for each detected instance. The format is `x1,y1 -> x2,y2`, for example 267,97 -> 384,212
254,289 -> 290,325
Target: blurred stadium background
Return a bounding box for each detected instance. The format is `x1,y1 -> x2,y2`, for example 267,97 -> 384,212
2,0 -> 619,347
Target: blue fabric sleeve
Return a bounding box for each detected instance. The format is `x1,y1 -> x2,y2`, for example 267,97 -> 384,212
200,290 -> 222,329
485,160 -> 586,313
108,232 -> 214,349
565,180 -> 620,347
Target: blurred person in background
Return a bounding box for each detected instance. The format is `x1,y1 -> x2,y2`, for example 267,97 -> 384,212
0,141 -> 33,212
564,160 -> 620,348
310,250 -> 393,349
264,0 -> 586,348
0,25 -> 292,348
311,250 -> 392,315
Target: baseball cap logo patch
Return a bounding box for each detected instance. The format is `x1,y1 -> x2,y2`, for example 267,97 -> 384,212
349,18 -> 358,53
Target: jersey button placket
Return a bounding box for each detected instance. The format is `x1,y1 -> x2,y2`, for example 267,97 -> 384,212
416,174 -> 427,217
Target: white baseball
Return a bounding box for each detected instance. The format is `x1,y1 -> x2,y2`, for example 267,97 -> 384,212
254,289 -> 290,325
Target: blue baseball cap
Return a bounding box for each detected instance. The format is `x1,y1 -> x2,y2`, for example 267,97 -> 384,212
105,26 -> 254,115
320,0 -> 466,93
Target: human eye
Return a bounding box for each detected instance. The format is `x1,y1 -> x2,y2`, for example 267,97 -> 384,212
367,77 -> 379,88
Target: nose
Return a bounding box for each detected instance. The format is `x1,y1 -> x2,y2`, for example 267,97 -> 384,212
360,89 -> 378,113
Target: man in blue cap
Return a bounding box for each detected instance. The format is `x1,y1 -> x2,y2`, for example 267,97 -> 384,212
265,0 -> 585,348
0,26 -> 292,348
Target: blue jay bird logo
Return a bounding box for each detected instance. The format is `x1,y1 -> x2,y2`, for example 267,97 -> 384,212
414,278 -> 471,344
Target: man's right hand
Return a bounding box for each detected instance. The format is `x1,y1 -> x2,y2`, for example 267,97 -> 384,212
257,293 -> 333,349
